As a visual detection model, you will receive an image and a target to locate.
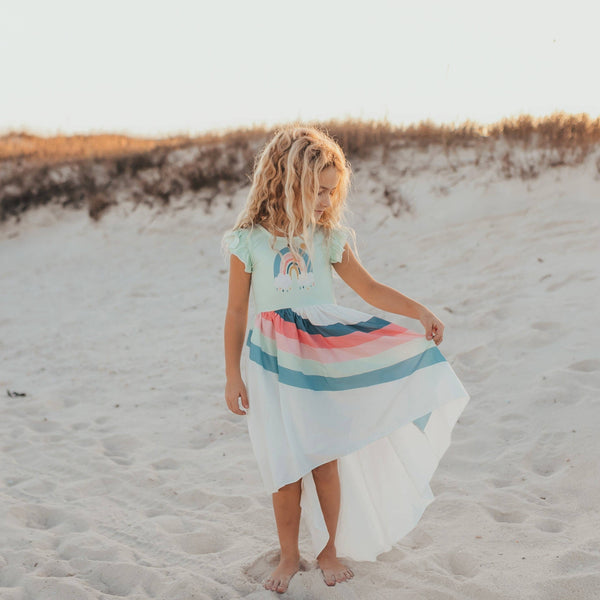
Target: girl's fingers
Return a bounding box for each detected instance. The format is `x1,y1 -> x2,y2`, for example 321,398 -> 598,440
237,393 -> 249,412
422,313 -> 444,342
226,395 -> 247,415
428,320 -> 444,344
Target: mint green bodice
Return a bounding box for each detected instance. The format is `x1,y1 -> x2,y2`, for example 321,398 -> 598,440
222,224 -> 348,314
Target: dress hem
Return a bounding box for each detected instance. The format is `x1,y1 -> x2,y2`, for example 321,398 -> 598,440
263,390 -> 470,495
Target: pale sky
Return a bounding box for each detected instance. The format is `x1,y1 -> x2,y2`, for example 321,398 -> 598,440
2,0 -> 598,138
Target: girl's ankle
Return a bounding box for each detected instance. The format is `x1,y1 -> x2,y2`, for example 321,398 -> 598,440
280,551 -> 300,562
317,545 -> 337,560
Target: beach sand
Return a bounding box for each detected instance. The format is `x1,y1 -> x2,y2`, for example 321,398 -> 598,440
1,145 -> 599,599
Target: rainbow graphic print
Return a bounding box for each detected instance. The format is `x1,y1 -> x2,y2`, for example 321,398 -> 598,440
273,244 -> 316,293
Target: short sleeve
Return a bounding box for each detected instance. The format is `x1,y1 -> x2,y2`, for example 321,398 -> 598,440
328,227 -> 349,264
222,228 -> 253,273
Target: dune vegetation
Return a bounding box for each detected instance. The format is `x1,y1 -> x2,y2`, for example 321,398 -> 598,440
1,111 -> 598,223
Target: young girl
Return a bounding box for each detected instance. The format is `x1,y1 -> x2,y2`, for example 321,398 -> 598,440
222,125 -> 470,593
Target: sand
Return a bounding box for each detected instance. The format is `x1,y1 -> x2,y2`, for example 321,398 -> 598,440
1,144 -> 599,599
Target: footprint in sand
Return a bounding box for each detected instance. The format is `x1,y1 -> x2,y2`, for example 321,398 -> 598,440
568,359 -> 600,372
534,518 -> 565,533
175,527 -> 229,554
522,431 -> 569,478
432,549 -> 480,578
555,549 -> 600,575
101,434 -> 139,465
151,458 -> 178,470
446,551 -> 480,578
27,418 -> 60,433
530,457 -> 566,478
485,507 -> 528,523
530,321 -> 561,331
9,504 -> 87,532
537,573 -> 600,600
488,478 -> 514,489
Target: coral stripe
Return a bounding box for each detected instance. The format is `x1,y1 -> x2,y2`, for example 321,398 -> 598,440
257,310 -> 421,351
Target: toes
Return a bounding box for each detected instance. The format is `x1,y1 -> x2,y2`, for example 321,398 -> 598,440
265,569 -> 296,593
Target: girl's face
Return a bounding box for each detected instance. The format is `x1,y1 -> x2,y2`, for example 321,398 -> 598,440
315,166 -> 339,219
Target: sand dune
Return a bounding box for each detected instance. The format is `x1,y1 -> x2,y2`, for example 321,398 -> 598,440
1,145 -> 599,599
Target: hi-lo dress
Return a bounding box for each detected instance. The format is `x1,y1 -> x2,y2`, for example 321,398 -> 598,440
222,223 -> 470,562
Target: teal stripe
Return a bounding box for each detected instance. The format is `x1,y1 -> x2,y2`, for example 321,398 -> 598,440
412,411 -> 432,432
249,324 -> 428,377
270,307 -> 391,337
246,334 -> 446,391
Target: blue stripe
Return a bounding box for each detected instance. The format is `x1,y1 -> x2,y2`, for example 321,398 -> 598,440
246,336 -> 447,391
412,411 -> 432,432
266,307 -> 391,337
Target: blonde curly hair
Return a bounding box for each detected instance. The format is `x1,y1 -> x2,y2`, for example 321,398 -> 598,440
222,123 -> 358,266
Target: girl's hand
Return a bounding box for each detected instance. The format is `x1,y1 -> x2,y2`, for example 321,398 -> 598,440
418,307 -> 445,346
225,375 -> 249,415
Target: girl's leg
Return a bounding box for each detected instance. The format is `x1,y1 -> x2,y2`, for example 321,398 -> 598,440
264,478 -> 302,593
312,459 -> 354,586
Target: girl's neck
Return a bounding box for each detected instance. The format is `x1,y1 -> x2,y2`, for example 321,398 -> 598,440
259,222 -> 307,238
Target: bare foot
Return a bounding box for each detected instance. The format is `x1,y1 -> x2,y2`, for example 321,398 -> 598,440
317,551 -> 354,586
263,556 -> 300,594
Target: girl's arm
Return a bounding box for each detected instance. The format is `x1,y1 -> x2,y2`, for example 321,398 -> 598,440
333,243 -> 445,344
224,255 -> 252,414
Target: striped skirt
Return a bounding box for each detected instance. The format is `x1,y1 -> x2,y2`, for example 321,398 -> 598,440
242,302 -> 470,562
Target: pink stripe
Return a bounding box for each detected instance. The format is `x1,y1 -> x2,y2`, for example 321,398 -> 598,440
255,311 -> 424,363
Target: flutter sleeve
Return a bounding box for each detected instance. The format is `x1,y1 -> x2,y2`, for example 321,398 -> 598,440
328,226 -> 349,264
222,228 -> 253,273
